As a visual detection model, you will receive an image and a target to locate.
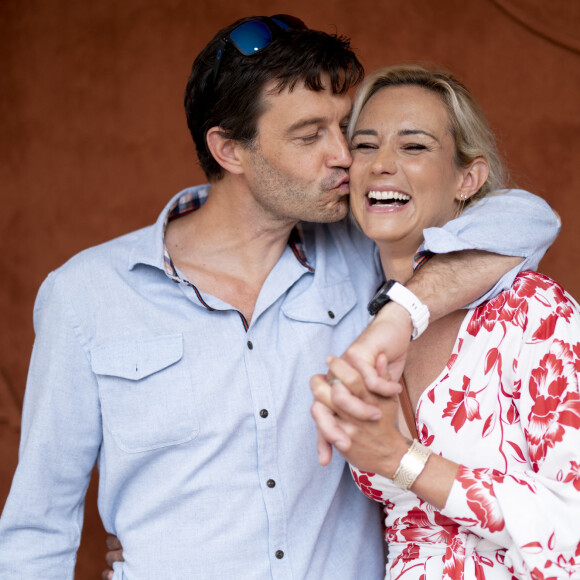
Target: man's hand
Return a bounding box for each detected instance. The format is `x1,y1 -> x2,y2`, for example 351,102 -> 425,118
101,534 -> 124,580
310,300 -> 413,465
311,249 -> 526,465
311,356 -> 405,474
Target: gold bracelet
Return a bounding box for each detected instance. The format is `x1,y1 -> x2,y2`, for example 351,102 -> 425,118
392,439 -> 431,490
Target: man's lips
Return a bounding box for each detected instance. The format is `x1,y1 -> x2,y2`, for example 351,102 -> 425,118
330,175 -> 350,194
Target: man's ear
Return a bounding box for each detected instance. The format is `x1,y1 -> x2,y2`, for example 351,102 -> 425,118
456,158 -> 489,201
206,127 -> 246,175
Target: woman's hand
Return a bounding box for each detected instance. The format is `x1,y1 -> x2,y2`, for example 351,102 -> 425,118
311,355 -> 458,510
340,301 -> 412,397
310,356 -> 408,474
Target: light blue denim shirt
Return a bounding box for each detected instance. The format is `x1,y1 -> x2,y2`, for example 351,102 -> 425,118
0,186 -> 559,579
421,189 -> 561,307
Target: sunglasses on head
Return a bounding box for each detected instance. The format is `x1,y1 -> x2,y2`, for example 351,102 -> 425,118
211,15 -> 307,86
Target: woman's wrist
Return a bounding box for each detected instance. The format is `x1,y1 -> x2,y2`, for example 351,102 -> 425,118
391,439 -> 432,489
378,436 -> 412,480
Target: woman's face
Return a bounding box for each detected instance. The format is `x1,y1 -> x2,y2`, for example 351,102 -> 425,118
349,85 -> 465,249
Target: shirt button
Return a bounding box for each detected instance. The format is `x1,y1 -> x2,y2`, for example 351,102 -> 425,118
267,479 -> 276,488
327,310 -> 335,319
259,409 -> 269,418
275,550 -> 284,559
247,341 -> 253,350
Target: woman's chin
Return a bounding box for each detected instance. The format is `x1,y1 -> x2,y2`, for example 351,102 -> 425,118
360,219 -> 419,246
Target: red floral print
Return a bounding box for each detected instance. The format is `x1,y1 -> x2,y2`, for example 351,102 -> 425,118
525,343 -> 580,470
420,423 -> 434,446
350,273 -> 580,579
562,461 -> 580,492
350,468 -> 383,501
456,467 -> 505,533
442,534 -> 465,578
442,376 -> 482,433
398,507 -> 458,544
467,278 -> 531,337
400,542 -> 420,561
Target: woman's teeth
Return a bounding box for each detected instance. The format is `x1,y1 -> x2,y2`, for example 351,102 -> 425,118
368,191 -> 411,205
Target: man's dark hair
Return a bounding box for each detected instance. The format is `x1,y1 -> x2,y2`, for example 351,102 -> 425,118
184,16 -> 365,180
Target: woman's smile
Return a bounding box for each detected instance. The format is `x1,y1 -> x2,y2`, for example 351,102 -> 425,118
366,189 -> 411,208
349,84 -> 465,256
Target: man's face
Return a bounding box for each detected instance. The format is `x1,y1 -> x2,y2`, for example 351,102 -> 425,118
240,78 -> 353,225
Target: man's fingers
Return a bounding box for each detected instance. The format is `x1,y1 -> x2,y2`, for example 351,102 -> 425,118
103,535 -> 123,580
326,356 -> 368,399
330,382 -> 382,421
105,534 -> 122,551
316,430 -> 333,466
310,374 -> 335,409
105,549 -> 124,567
311,401 -> 351,453
312,371 -> 383,421
344,349 -> 402,397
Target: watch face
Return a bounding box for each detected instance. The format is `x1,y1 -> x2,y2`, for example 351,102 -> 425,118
367,280 -> 395,316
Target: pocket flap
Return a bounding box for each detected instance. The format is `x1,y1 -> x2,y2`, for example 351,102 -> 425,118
282,279 -> 357,325
91,334 -> 183,380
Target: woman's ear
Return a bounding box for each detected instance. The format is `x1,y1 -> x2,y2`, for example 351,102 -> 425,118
456,158 -> 489,201
206,127 -> 246,175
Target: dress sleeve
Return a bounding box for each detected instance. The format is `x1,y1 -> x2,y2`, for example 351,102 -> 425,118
0,272 -> 102,579
420,189 -> 561,307
441,275 -> 580,578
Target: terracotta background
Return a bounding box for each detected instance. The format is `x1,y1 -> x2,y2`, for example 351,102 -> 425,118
1,0 -> 578,576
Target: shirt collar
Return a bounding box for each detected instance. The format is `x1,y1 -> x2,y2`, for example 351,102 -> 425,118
128,185 -> 314,274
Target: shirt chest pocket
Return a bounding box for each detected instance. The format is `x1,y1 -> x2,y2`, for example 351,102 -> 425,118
91,334 -> 199,453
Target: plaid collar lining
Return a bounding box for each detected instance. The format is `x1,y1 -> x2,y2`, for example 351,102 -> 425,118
162,189 -> 314,283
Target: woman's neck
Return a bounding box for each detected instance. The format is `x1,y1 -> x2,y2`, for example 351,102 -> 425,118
377,241 -> 417,284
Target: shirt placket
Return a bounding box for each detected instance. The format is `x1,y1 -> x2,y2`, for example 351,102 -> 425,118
244,326 -> 293,578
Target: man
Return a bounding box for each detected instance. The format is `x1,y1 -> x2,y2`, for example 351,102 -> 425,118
0,15 -> 559,579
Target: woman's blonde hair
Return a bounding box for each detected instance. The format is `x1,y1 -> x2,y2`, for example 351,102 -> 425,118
348,65 -> 507,205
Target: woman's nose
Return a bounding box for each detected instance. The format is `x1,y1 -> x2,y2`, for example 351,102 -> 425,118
371,149 -> 397,175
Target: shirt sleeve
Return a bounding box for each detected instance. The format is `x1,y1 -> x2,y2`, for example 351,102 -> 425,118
420,189 -> 561,308
441,278 -> 580,578
0,272 -> 102,579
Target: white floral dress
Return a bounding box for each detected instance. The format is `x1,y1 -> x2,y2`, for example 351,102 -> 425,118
351,272 -> 580,579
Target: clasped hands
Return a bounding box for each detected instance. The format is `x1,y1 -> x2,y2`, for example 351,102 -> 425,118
310,302 -> 413,476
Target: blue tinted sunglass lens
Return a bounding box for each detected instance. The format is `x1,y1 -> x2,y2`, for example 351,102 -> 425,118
271,15 -> 307,31
271,17 -> 291,30
230,21 -> 272,55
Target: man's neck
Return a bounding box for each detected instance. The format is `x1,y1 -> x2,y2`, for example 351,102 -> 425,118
164,178 -> 297,321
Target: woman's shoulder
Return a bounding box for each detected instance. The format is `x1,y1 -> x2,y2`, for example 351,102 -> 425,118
510,271 -> 573,305
466,271 -> 579,340
481,271 -> 573,311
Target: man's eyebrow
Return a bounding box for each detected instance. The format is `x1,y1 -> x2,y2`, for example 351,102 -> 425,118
286,117 -> 327,133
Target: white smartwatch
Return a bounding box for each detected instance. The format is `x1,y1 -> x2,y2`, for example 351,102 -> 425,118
367,280 -> 430,340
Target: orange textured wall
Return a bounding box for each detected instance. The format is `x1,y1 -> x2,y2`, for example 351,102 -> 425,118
1,0 -> 578,576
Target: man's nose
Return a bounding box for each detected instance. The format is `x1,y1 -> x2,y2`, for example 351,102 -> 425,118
327,130 -> 352,169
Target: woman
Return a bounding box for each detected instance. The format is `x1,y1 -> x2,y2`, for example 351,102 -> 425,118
311,65 -> 580,578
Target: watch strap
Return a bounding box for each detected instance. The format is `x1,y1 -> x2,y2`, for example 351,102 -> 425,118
367,281 -> 430,340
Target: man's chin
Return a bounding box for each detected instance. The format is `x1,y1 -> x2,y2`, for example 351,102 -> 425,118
311,203 -> 350,224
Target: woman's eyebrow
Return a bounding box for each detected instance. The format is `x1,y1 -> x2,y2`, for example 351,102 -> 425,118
399,129 -> 439,142
351,128 -> 440,143
351,129 -> 378,138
